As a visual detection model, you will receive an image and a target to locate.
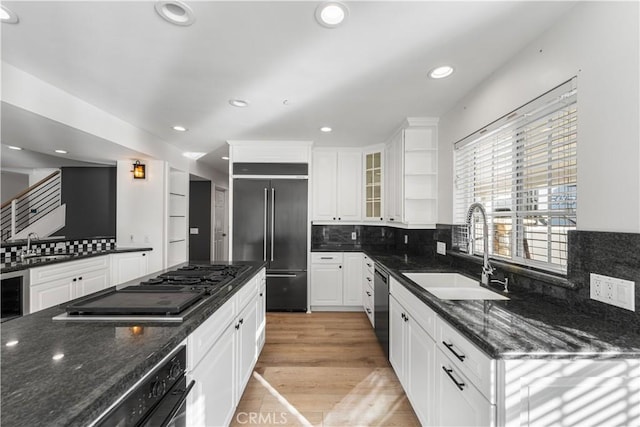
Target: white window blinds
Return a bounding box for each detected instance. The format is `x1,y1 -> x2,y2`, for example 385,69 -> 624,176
454,77 -> 577,272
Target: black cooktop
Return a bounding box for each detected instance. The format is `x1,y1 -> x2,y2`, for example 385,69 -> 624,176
64,264 -> 251,317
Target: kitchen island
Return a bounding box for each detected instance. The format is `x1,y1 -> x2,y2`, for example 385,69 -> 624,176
0,261 -> 266,427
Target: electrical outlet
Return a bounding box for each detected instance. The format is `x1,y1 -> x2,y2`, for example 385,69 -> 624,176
404,235 -> 408,244
590,273 -> 635,311
351,232 -> 357,241
437,241 -> 446,255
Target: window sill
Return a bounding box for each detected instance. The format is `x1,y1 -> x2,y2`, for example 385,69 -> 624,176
445,250 -> 577,290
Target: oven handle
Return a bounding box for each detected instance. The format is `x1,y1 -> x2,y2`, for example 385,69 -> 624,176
159,379 -> 196,427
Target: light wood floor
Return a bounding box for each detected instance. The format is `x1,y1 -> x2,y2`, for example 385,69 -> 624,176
230,312 -> 420,427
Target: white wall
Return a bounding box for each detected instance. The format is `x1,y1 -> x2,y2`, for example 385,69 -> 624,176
1,171 -> 29,203
438,1 -> 640,233
116,160 -> 166,274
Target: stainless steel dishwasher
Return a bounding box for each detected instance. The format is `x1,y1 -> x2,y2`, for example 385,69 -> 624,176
374,265 -> 390,358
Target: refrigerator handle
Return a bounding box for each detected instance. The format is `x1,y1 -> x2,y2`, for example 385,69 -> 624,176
271,187 -> 275,262
263,188 -> 268,262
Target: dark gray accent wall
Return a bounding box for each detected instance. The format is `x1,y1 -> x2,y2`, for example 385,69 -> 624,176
189,181 -> 211,262
55,167 -> 116,238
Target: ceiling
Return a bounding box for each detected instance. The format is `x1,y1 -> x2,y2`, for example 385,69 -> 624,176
1,1 -> 576,175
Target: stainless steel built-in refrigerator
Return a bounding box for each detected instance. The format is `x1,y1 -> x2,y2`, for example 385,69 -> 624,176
232,165 -> 308,311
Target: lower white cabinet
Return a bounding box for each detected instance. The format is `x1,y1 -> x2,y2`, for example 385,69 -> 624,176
390,276 -> 640,427
389,294 -> 435,426
310,252 -> 363,309
435,349 -> 495,427
257,270 -> 267,352
110,251 -> 149,285
188,324 -> 236,427
187,268 -> 265,427
29,256 -> 110,312
362,255 -> 375,326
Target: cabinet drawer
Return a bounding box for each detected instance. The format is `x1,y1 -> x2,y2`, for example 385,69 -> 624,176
188,300 -> 235,370
437,318 -> 496,403
390,278 -> 436,340
311,253 -> 343,264
30,256 -> 109,285
363,256 -> 374,275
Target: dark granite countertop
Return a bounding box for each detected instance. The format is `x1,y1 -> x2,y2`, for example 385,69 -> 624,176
1,246 -> 153,273
312,247 -> 640,360
0,261 -> 266,427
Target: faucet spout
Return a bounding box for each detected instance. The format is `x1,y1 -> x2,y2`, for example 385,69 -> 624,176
466,203 -> 494,285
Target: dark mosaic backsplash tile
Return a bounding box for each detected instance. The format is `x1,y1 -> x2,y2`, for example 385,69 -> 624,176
311,225 -> 435,255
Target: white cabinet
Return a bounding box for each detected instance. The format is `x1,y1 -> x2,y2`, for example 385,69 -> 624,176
389,294 -> 436,426
188,324 -> 236,427
29,256 -> 110,313
310,253 -> 344,306
435,348 -> 495,427
312,149 -> 362,222
310,252 -> 363,309
256,270 -> 267,352
384,118 -> 438,227
110,251 -> 149,285
362,254 -> 375,326
187,268 -> 264,427
363,147 -> 385,222
499,358 -> 640,427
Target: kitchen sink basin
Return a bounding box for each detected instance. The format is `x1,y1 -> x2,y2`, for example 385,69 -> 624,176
25,254 -> 73,262
402,272 -> 509,301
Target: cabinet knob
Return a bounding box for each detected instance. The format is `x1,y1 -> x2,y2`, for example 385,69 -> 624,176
339,265 -> 342,269
235,323 -> 240,330
142,253 -> 146,256
333,217 -> 336,220
72,278 -> 77,282
239,318 -> 244,324
78,277 -> 83,280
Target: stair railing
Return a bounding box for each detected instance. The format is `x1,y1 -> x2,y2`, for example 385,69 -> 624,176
1,171 -> 62,241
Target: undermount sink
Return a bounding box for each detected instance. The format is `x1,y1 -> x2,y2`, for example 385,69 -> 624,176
25,254 -> 73,262
402,272 -> 509,301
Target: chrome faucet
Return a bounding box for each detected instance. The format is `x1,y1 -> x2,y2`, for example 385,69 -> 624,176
466,203 -> 494,285
21,232 -> 39,260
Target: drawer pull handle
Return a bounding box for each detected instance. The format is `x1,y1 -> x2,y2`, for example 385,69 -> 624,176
366,277 -> 372,282
366,308 -> 371,314
443,341 -> 466,362
442,366 -> 465,391
320,257 -> 333,260
366,263 -> 372,267
366,291 -> 371,296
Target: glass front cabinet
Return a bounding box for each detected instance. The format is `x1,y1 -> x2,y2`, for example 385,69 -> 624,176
364,147 -> 384,221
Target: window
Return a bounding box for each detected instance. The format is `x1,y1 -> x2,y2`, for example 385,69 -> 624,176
454,78 -> 577,273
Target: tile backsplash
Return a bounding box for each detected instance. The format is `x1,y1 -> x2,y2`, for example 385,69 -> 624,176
313,224 -> 640,322
0,237 -> 116,263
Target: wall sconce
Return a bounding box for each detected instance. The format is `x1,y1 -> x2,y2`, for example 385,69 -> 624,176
132,161 -> 146,179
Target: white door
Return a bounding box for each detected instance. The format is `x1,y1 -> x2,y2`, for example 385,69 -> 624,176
76,268 -> 109,297
312,151 -> 338,220
236,295 -> 259,401
214,188 -> 227,261
310,264 -> 343,305
389,295 -> 406,386
343,253 -> 363,306
407,317 -> 436,426
336,151 -> 362,221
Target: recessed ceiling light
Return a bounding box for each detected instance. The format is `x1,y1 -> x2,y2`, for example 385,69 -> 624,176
1,5 -> 19,24
221,156 -> 230,160
429,65 -> 454,79
154,1 -> 195,26
55,149 -> 68,154
315,2 -> 348,28
173,125 -> 188,132
320,126 -> 332,133
229,99 -> 249,108
7,146 -> 22,150
183,152 -> 205,160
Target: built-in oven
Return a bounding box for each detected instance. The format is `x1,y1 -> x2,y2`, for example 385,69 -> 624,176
1,269 -> 29,322
94,345 -> 195,427
374,265 -> 390,359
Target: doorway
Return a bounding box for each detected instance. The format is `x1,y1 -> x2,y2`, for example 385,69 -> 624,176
189,180 -> 211,262
214,187 -> 228,261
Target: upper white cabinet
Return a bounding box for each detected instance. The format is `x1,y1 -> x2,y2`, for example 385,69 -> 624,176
363,146 -> 385,222
384,118 -> 438,228
312,149 -> 362,222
